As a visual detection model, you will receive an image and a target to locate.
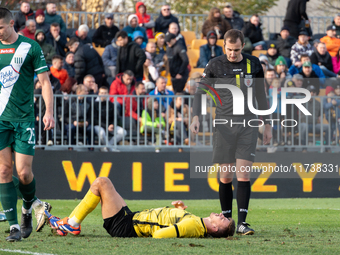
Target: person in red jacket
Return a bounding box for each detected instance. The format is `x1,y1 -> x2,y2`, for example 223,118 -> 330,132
18,19 -> 36,40
135,2 -> 155,39
125,81 -> 146,125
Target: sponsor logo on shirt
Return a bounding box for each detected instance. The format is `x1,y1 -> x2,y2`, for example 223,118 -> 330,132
0,48 -> 15,54
233,69 -> 242,71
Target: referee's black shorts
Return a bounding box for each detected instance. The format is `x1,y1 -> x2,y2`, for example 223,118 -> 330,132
212,115 -> 258,164
103,206 -> 138,237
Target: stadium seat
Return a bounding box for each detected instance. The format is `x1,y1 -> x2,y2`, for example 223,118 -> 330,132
181,31 -> 197,48
190,68 -> 204,74
216,39 -> 224,48
148,38 -> 155,43
191,39 -> 207,50
252,50 -> 267,57
187,49 -> 200,68
94,46 -> 105,56
313,33 -> 326,40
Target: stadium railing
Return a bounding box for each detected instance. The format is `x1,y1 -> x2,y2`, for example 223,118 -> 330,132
33,94 -> 340,152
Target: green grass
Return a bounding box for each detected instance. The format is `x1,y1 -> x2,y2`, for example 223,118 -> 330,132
0,199 -> 339,254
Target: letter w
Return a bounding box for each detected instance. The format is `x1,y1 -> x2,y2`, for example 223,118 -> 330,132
62,161 -> 112,192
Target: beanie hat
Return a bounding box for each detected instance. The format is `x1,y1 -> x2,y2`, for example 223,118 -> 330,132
35,9 -> 45,17
275,56 -> 287,66
325,86 -> 334,95
128,14 -> 139,25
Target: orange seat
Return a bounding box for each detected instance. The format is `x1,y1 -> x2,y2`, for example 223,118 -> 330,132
191,39 -> 207,50
252,50 -> 267,57
181,31 -> 197,48
94,46 -> 105,56
187,49 -> 200,68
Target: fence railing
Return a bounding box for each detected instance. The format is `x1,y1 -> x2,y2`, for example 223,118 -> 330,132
34,94 -> 340,152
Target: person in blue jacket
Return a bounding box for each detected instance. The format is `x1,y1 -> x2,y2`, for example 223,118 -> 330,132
123,14 -> 148,43
197,30 -> 223,68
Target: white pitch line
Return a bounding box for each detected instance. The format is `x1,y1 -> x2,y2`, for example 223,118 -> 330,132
0,249 -> 55,255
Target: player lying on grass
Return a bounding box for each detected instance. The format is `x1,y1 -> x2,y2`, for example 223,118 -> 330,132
45,177 -> 235,238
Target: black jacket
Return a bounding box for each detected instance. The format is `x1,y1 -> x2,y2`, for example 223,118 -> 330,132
284,0 -> 309,24
92,25 -> 119,47
155,13 -> 179,34
45,32 -> 67,57
224,11 -> 244,31
71,31 -> 92,46
63,62 -> 75,78
36,21 -> 50,35
14,9 -> 34,32
300,70 -> 320,94
64,97 -> 91,125
276,35 -> 296,58
166,41 -> 189,77
310,51 -> 333,72
74,44 -> 105,84
116,39 -> 146,79
242,22 -> 264,44
93,100 -> 116,129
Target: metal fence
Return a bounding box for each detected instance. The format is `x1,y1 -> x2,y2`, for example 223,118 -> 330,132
34,94 -> 340,153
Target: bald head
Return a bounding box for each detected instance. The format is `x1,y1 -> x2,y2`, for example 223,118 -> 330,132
146,42 -> 156,54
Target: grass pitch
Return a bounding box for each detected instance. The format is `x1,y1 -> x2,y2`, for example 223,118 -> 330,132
0,198 -> 339,254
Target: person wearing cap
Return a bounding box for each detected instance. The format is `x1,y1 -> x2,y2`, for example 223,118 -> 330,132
323,85 -> 340,144
222,3 -> 244,31
71,24 -> 92,46
197,30 -> 223,68
276,26 -> 296,67
275,56 -> 292,80
165,33 -> 189,93
123,14 -> 148,43
35,9 -> 50,35
320,25 -> 340,57
299,61 -> 320,94
35,29 -> 56,65
299,85 -> 330,152
44,3 -> 66,34
332,13 -> 340,38
266,43 -> 279,66
45,22 -> 67,57
202,7 -> 231,39
14,1 -> 34,32
135,2 -> 155,39
242,14 -> 266,50
92,13 -> 119,48
63,52 -> 75,78
283,0 -> 310,39
155,4 -> 179,34
310,42 -> 336,78
290,29 -> 313,67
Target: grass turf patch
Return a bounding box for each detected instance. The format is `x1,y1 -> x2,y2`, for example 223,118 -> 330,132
0,198 -> 339,254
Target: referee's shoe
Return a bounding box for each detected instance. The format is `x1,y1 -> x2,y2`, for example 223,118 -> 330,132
236,222 -> 255,235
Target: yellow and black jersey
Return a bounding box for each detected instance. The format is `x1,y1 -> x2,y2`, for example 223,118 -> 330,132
132,207 -> 207,238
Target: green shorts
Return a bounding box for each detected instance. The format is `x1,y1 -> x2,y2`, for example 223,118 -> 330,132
0,121 -> 35,156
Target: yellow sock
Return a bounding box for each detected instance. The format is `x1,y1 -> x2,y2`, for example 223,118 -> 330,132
68,189 -> 100,224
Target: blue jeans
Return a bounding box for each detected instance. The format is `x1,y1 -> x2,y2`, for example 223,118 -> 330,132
319,65 -> 337,78
299,123 -> 330,145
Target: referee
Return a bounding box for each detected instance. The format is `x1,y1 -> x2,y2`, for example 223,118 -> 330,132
190,29 -> 272,235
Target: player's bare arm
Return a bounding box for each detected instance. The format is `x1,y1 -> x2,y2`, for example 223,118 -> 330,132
37,72 -> 55,130
190,116 -> 200,134
263,124 -> 272,145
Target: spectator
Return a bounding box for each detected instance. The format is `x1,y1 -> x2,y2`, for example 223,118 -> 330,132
45,23 -> 67,57
66,37 -> 106,86
300,85 -> 330,152
50,55 -> 69,85
168,93 -> 189,145
276,26 -> 296,67
202,7 -> 231,39
125,81 -> 146,127
146,42 -> 157,62
133,30 -> 146,49
109,70 -> 136,115
140,98 -> 166,151
92,13 -> 119,47
268,78 -> 282,145
35,29 -> 55,65
44,2 -> 66,34
283,0 -> 310,39
144,52 -> 159,84
266,43 -> 280,66
135,2 -> 155,39
115,31 -> 146,81
332,47 -> 340,75
19,19 -> 36,40
83,74 -> 99,95
64,85 -> 92,147
197,30 -> 223,68
149,76 -> 174,112
323,85 -> 340,144
275,56 -> 292,81
320,25 -> 340,57
299,61 -> 320,94
154,32 -> 166,65
264,69 -> 277,96
332,13 -> 340,38
61,77 -> 77,94
123,14 -> 148,43
155,4 -> 179,34
222,3 -> 244,31
35,9 -> 50,34
167,22 -> 187,50
165,33 -> 189,93
72,24 -> 92,45
242,14 -> 266,50
310,42 -> 336,78
63,52 -> 75,78
259,54 -> 273,70
14,1 -> 34,32
290,29 -> 314,67
102,38 -> 118,77
289,54 -> 325,84
94,86 -> 126,151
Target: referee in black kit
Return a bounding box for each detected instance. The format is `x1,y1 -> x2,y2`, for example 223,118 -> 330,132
190,29 -> 272,235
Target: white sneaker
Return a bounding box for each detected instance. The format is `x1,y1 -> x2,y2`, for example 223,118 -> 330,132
100,147 -> 108,152
35,201 -> 52,232
47,140 -> 53,146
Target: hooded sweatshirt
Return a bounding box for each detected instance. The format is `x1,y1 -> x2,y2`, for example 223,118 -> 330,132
123,14 -> 148,43
135,2 -> 155,39
35,29 -> 56,65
